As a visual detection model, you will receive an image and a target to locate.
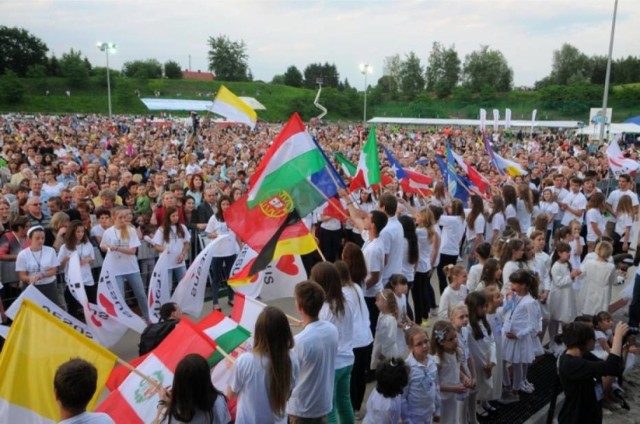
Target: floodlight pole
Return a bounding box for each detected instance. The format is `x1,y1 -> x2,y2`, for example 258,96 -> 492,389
97,42 -> 116,119
599,0 -> 618,143
360,63 -> 372,124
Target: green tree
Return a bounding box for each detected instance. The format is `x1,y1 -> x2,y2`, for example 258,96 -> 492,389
92,67 -> 119,88
283,65 -> 303,87
60,49 -> 90,87
207,35 -> 250,81
164,60 -> 182,79
26,64 -> 47,78
47,54 -> 61,77
550,43 -> 591,85
0,26 -> 49,76
382,54 -> 402,96
425,42 -> 461,98
399,51 -> 425,100
462,45 -> 513,92
0,70 -> 26,103
122,59 -> 162,79
303,63 -> 340,88
271,74 -> 285,85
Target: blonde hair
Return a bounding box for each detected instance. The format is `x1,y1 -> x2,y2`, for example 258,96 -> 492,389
443,264 -> 466,285
376,289 -> 398,319
50,212 -> 70,231
595,240 -> 613,260
416,208 -> 436,242
113,208 -> 131,240
449,303 -> 468,321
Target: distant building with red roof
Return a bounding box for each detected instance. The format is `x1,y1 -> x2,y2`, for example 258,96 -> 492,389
182,70 -> 214,81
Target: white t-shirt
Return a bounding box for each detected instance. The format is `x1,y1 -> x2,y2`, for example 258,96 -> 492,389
585,208 -> 605,242
363,237 -> 385,297
401,238 -> 416,282
286,320 -> 338,418
416,227 -> 433,273
465,211 -> 486,242
379,216 -> 404,282
607,189 -> 639,213
90,224 -> 108,240
205,215 -> 239,257
615,212 -> 633,238
439,215 -> 465,256
58,242 -> 95,285
486,212 -> 505,244
505,204 -> 516,220
319,301 -> 354,369
438,285 -> 469,319
100,226 -> 141,276
560,191 -> 587,226
41,181 -> 65,198
343,285 -> 373,348
15,246 -> 60,285
516,199 -> 532,233
230,351 -> 299,424
151,225 -> 191,269
539,201 -> 559,230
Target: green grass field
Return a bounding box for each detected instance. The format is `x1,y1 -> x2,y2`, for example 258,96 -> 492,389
1,77 -> 638,123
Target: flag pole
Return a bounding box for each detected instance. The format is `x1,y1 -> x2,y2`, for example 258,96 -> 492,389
242,294 -> 302,324
115,357 -> 162,389
216,345 -> 235,363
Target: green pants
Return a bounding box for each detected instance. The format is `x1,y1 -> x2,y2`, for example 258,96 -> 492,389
328,365 -> 355,424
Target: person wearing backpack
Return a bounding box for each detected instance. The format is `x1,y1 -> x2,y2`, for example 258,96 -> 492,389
139,302 -> 182,355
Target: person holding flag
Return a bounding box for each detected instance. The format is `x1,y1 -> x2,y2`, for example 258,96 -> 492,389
151,206 -> 191,286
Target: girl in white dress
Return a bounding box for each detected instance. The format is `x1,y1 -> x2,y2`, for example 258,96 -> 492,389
403,327 -> 441,423
466,292 -> 497,419
500,238 -> 525,294
438,264 -> 469,320
580,241 -> 616,316
363,358 -> 409,424
450,304 -> 478,424
502,269 -> 540,396
585,192 -> 606,253
530,230 -> 551,343
387,274 -> 411,357
483,285 -> 506,402
371,289 -> 399,369
548,241 -> 582,351
431,320 -> 469,424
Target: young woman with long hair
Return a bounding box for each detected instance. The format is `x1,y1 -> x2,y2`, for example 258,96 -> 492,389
156,353 -> 230,423
416,208 -> 440,321
311,261 -> 355,423
229,306 -> 298,423
100,207 -> 150,320
58,220 -> 96,318
436,199 -> 466,297
152,206 -> 191,287
465,195 -> 486,269
399,214 -> 419,322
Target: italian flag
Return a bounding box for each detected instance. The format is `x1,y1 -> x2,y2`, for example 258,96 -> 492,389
335,152 -> 357,177
247,113 -> 328,213
197,310 -> 251,365
230,293 -> 265,334
210,85 -> 257,129
349,127 -> 381,191
97,319 -> 217,423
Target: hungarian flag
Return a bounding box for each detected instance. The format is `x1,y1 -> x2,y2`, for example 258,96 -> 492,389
224,194 -> 317,280
230,293 -> 265,334
198,310 -> 251,364
247,113 -> 338,217
97,319 -> 216,424
349,127 -> 381,191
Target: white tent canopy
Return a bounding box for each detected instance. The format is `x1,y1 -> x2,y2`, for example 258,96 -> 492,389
575,122 -> 640,137
367,117 -> 582,129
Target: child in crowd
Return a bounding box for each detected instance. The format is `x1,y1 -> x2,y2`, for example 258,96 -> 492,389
371,289 -> 399,369
467,242 -> 492,292
438,265 -> 469,320
499,238 -> 525,294
483,285 -> 508,404
403,327 -> 441,423
363,358 -> 409,424
139,223 -> 158,286
549,241 -> 582,349
614,195 -> 634,255
476,258 -> 502,292
450,304 -> 478,424
466,291 -> 497,419
502,270 -> 540,398
530,230 -> 551,343
387,274 -> 412,356
431,320 -> 469,424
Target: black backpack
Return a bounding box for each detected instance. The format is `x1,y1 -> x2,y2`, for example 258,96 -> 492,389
138,319 -> 178,355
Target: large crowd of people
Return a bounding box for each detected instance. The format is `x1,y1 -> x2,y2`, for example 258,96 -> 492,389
1,112 -> 640,423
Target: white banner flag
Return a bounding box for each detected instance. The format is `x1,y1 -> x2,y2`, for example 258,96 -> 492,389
0,325 -> 10,339
147,251 -> 172,323
505,108 -> 512,129
492,109 -> 500,131
97,254 -> 147,333
479,109 -> 487,131
171,235 -> 227,317
68,252 -> 128,347
6,284 -> 96,341
231,246 -> 307,301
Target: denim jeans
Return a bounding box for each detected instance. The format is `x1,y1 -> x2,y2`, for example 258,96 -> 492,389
115,272 -> 149,319
328,365 -> 354,424
169,265 -> 186,289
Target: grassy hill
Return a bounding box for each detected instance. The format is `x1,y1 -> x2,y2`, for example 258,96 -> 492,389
1,76 -> 639,123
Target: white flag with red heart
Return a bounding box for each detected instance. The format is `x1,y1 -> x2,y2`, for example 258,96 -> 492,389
229,245 -> 307,301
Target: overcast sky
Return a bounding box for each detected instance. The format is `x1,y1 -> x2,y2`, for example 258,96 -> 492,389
3,0 -> 638,88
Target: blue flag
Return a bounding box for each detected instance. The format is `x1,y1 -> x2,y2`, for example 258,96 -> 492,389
383,146 -> 408,180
